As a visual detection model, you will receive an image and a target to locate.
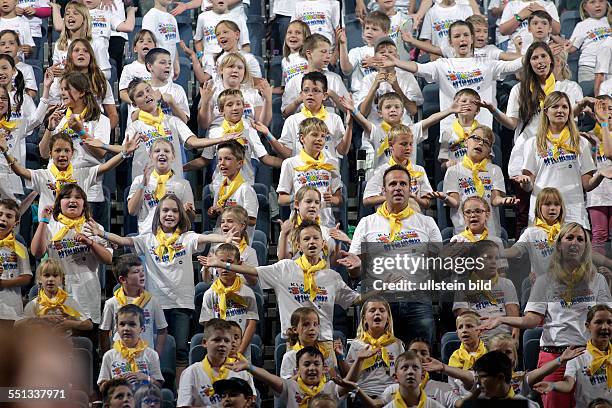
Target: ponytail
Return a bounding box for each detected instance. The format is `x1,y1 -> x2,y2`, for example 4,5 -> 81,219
12,69 -> 24,112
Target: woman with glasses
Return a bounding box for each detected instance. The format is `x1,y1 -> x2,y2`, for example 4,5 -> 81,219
134,383 -> 162,408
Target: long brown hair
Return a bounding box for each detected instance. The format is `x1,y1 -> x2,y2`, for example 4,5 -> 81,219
518,42 -> 555,131
65,39 -> 108,101
535,91 -> 580,155
60,72 -> 101,122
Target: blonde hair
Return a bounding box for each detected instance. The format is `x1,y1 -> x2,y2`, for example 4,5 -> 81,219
534,187 -> 565,224
217,88 -> 244,112
36,259 -> 66,288
472,125 -> 495,146
536,92 -> 580,155
461,196 -> 491,213
388,124 -> 414,144
466,14 -> 488,27
220,205 -> 249,244
57,1 -> 92,51
356,297 -> 395,338
284,21 -> 311,58
548,222 -> 595,284
487,333 -> 518,370
579,0 -> 610,20
554,51 -> 572,80
456,311 -> 480,327
218,52 -> 252,86
289,186 -> 324,254
298,117 -> 329,141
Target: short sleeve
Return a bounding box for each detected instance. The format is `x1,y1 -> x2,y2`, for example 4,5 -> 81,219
503,279 -> 519,306
569,24 -> 586,50
491,165 -> 506,193
506,84 -> 521,119
239,19 -> 250,45
281,77 -> 301,113
147,351 -> 164,381
443,165 -> 459,194
595,46 -> 611,74
522,140 -> 538,175
26,169 -> 47,192
363,171 -> 383,199
194,14 -> 205,41
415,60 -> 440,83
524,276 -> 548,315
131,234 -> 148,256
242,186 -> 259,218
102,81 -> 115,105
256,261 -> 288,290
564,357 -> 579,379
173,87 -> 190,119
349,219 -> 366,255
92,116 -> 111,144
100,300 -> 114,331
199,290 -> 215,324
176,366 -> 196,406
172,117 -> 195,144
97,352 -> 112,383
119,66 -> 133,90
334,274 -> 360,309
249,130 -> 269,159
348,48 -> 361,73
151,298 -> 168,330
279,117 -> 298,151
280,351 -> 297,379
579,139 -> 597,175
419,11 -> 433,40
276,160 -> 295,194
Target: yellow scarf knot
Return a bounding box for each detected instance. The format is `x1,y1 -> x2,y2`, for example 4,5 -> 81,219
452,119 -> 479,143
297,376 -> 326,408
114,287 -> 152,308
113,339 -> 148,372
52,215 -> 86,242
62,108 -> 88,133
449,341 -> 487,370
37,288 -> 81,318
0,232 -> 26,258
292,341 -> 330,358
470,272 -> 499,305
221,119 -> 247,146
392,386 -> 428,408
376,121 -> 393,158
462,156 -> 488,197
138,108 -> 166,136
0,115 -> 16,131
535,218 -> 561,245
389,157 -> 424,179
376,201 -> 414,242
154,228 -> 181,261
301,106 -> 328,120
359,331 -> 397,370
152,170 -> 173,201
294,149 -> 336,173
546,127 -> 577,160
50,163 -> 77,195
587,340 -> 612,388
559,265 -> 587,305
217,172 -> 245,207
211,277 -> 247,319
202,356 -> 230,383
532,73 -> 556,108
296,214 -> 321,226
459,227 -> 488,242
295,254 -> 326,301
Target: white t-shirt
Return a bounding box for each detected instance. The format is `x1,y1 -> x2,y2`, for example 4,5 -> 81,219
22,294 -> 90,336
389,12 -> 410,47
16,0 -> 48,37
277,152 -> 342,227
282,53 -> 309,86
0,16 -> 35,47
89,7 -> 123,57
142,8 -> 180,64
282,70 -> 349,114
586,139 -> 612,208
443,160 -> 506,236
98,347 -> 163,384
525,272 -> 612,346
194,10 -> 249,58
365,121 -> 425,174
109,0 -> 128,40
565,350 -> 612,407
420,3 -> 474,47
119,61 -> 152,91
208,84 -> 263,128
280,347 -> 336,379
45,219 -> 112,324
347,45 -> 376,91
346,338 -> 405,395
279,110 -> 345,159
513,226 -> 555,277
16,61 -> 37,92
570,17 -> 612,69
499,0 -> 559,51
277,378 -> 342,408
204,50 -> 262,80
363,161 -> 432,202
382,381 -> 458,407
438,124 -> 471,163
100,294 -> 168,349
153,81 -> 190,119
132,231 -> 204,309
522,136 -> 596,228
198,280 -> 259,333
440,43 -> 504,60
128,173 -> 194,234
600,78 -> 612,96
595,37 -> 612,79
52,39 -> 110,71
0,240 -> 31,320
256,259 -> 359,340
450,234 -> 509,270
290,0 -> 340,46
177,360 -> 256,407
210,178 -> 259,219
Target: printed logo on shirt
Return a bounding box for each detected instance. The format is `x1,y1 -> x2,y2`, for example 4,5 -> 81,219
52,239 -> 90,259
375,230 -> 422,251
0,252 -> 19,273
199,385 -> 218,401
157,23 -> 177,41
10,105 -> 22,122
586,26 -> 612,42
466,292 -> 505,312
45,179 -> 73,198
362,350 -> 396,374
202,25 -> 217,42
539,148 -> 577,166
213,298 -> 248,318
457,175 -> 493,196
296,170 -> 331,189
389,24 -> 400,42
287,283 -> 329,304
582,364 -> 608,385
534,239 -> 554,258
92,15 -> 109,30
433,19 -> 458,38
111,360 -> 150,378
67,125 -> 91,146
243,102 -> 254,120
450,140 -> 467,160
284,62 -> 308,82
149,244 -> 187,263
360,60 -> 377,76
142,128 -> 174,149
446,69 -> 484,89
299,12 -> 328,28
558,290 -> 595,308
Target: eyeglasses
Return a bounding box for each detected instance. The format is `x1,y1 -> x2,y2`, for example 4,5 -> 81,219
469,135 -> 492,147
302,88 -> 324,94
141,398 -> 161,405
463,209 -> 488,216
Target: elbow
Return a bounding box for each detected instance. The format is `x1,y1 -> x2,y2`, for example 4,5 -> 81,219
82,320 -> 94,331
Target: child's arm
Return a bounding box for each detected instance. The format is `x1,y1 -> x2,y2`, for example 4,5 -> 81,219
179,41 -> 210,84
184,157 -> 208,172
207,258 -> 259,277
127,166 -> 152,216
378,54 -> 418,74
0,148 -> 32,180
161,93 -> 188,123
173,55 -> 181,82
0,274 -> 31,289
527,346 -> 585,386
73,232 -> 113,265
505,303 -> 521,340
251,121 -> 293,159
171,0 -> 203,16
61,317 -> 93,331
423,357 -> 475,390
532,376 -> 575,394
477,99 -> 518,130
116,6 -> 137,32
420,102 -> 462,131
338,95 -> 372,134
282,94 -> 303,118
84,221 -> 135,248
84,136 -> 141,175
254,79 -> 273,126
335,116 -> 353,156
276,219 -> 293,260
119,89 -> 131,104
260,154 -> 284,169
31,207 -> 52,257
185,132 -> 242,149
155,328 -> 168,356
491,190 -> 520,207
336,28 -> 354,75
359,72 -> 386,118
239,319 -> 257,355
401,30 -> 443,56
594,73 -> 605,97
197,81 -> 214,129
413,193 -> 431,211
50,2 -> 63,32
230,359 -> 284,395
197,233 -> 236,246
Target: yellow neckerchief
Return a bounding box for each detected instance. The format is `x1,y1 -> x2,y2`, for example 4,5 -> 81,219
462,156 -> 488,197
421,371 -> 430,388
532,73 -> 556,108
449,341 -> 487,369
62,107 -> 88,130
52,215 -> 86,242
238,236 -> 248,253
297,376 -> 326,408
151,169 -> 173,201
154,228 -> 181,261
296,214 -> 321,226
295,254 -> 326,301
50,163 -> 77,194
292,341 -> 330,359
451,119 -> 479,143
37,288 -> 81,318
113,287 -> 152,308
587,340 -> 612,387
470,272 -> 499,305
392,386 -> 427,408
559,265 -> 587,305
221,119 -> 247,146
535,217 -> 561,245
211,277 -> 247,319
459,227 -> 489,242
0,232 -> 26,258
294,149 -> 336,172
594,123 -> 607,157
376,121 -> 393,158
113,339 -> 148,372
301,105 -> 327,120
376,201 -> 414,242
217,172 -> 245,207
546,127 -> 577,160
504,385 -> 516,399
226,352 -> 247,364
389,157 -> 424,179
202,355 -> 230,383
0,114 -> 16,130
138,108 -> 165,136
359,331 -> 397,370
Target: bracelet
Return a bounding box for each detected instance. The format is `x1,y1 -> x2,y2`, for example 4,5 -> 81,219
77,129 -> 86,137
601,122 -> 609,128
121,150 -> 133,159
551,383 -> 557,392
196,51 -> 204,59
39,217 -> 49,224
103,231 -> 109,240
351,108 -> 359,117
137,183 -> 145,190
266,132 -> 275,142
225,262 -> 231,271
556,356 -> 562,365
514,13 -> 523,22
494,107 -> 503,117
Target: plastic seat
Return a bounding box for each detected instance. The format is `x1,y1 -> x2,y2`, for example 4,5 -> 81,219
441,227 -> 454,243
253,229 -> 267,245
422,83 -> 440,118
269,55 -> 283,88
72,337 -> 93,354
123,186 -> 139,236
189,344 -> 207,365
436,181 -> 449,231
255,193 -> 270,237
254,55 -> 265,78
441,335 -> 461,364
160,335 -> 177,394
252,240 -> 268,268
560,10 -> 580,39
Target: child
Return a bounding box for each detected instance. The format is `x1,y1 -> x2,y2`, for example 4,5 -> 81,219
127,138 -> 195,234
280,307 -> 337,379
199,243 -> 258,359
15,0 -> 50,61
338,11 -> 390,91
290,0 -> 340,47
520,10 -> 555,53
594,36 -> 612,96
0,198 -> 31,325
177,318 -> 256,407
277,118 -> 342,227
0,0 -> 35,59
282,34 -> 349,117
212,378 -> 255,408
101,378 -> 134,408
0,30 -> 36,95
227,320 -> 246,361
142,0 -> 180,80
134,383 -> 163,408
375,0 -> 412,48
569,0 -> 611,82
98,304 -> 164,389
419,0 -> 473,49
448,311 -> 487,394
85,193 -> 235,363
499,0 -> 560,52
452,240 -> 519,340
119,29 -> 155,105
143,48 -> 189,122
100,254 -> 168,355
21,259 -> 93,334
280,21 -> 311,88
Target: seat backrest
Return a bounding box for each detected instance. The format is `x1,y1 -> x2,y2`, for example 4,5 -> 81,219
275,343 -> 287,375
441,339 -> 461,364
189,345 -> 207,365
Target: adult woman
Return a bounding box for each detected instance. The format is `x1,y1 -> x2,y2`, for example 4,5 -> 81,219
481,222 -> 612,408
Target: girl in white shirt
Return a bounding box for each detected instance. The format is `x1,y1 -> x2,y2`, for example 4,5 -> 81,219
280,21 -> 311,90
0,30 -> 37,96
569,0 -> 611,82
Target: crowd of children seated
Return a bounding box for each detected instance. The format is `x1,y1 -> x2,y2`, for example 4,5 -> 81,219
0,0 -> 612,406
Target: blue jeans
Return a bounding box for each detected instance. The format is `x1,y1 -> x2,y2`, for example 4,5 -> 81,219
163,308 -> 192,363
390,302 -> 434,346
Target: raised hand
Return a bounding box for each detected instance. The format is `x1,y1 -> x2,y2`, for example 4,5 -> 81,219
43,68 -> 54,89
533,381 -> 553,394
329,223 -> 351,243
250,120 -> 270,135
277,218 -> 293,236
559,345 -> 585,364
171,2 -> 189,16
336,250 -> 361,269
422,357 -> 445,373
197,254 -> 213,268
500,196 -> 520,206
179,41 -> 195,59
338,95 -> 355,113
47,106 -> 64,131
184,202 -> 195,214
83,220 -> 101,238
478,316 -> 502,332
510,175 -> 531,185
595,99 -> 611,123
335,27 -> 347,44
254,78 -> 272,99
199,81 -> 214,102
475,99 -> 496,113
74,233 -> 94,246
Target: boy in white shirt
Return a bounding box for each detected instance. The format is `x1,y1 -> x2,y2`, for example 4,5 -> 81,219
419,0 -> 473,49
119,29 -> 155,105
374,0 -> 412,48
0,0 -> 35,59
194,0 -> 249,62
519,10 -> 554,53
290,0 -> 340,46
142,0 -> 180,80
499,0 -> 560,52
145,48 -> 190,123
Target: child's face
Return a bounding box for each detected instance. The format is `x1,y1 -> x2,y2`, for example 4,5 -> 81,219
472,24 -> 488,48
0,34 -> 18,58
138,394 -> 160,408
301,79 -> 327,112
363,23 -> 386,45
117,312 -> 143,347
147,54 -> 172,82
587,310 -> 612,344
60,190 -> 85,218
134,34 -> 156,60
0,58 -> 15,87
466,129 -> 492,162
297,226 -> 324,257
296,312 -> 320,344
558,226 -> 587,264
216,24 -> 240,51
477,247 -> 499,279
150,141 -> 174,172
529,47 -> 552,78
107,385 -> 134,408
297,353 -> 324,385
456,317 -> 480,346
462,199 -> 489,231
286,24 -> 305,51
216,250 -> 239,285
296,190 -> 321,220
64,6 -> 85,31
408,342 -> 431,361
540,196 -> 562,224
364,302 -> 389,334
529,16 -> 552,40
299,129 -> 326,155
157,0 -> 173,8
474,371 -> 504,398
217,147 -> 242,177
158,198 -> 180,230
375,44 -> 398,60
390,133 -> 413,162
222,61 -> 246,88
40,270 -> 62,293
220,213 -> 246,236
211,0 -> 228,11
0,204 -> 18,234
379,98 -> 403,124
82,0 -> 102,10
221,95 -> 245,123
132,82 -> 157,111
449,26 -> 473,57
583,0 -> 608,19
394,357 -> 423,389
219,392 -> 251,408
0,0 -> 16,14
454,94 -> 480,117
0,88 -> 9,117
491,341 -> 517,367
60,81 -> 84,108
123,265 -> 146,290
204,329 -> 231,359
375,0 -> 396,9
229,326 -> 242,356
545,97 -> 571,128
70,43 -> 91,69
307,44 -> 332,69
